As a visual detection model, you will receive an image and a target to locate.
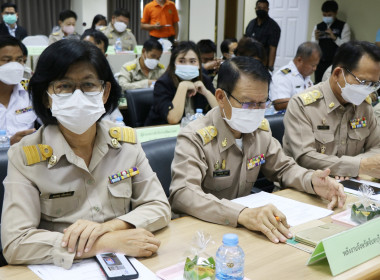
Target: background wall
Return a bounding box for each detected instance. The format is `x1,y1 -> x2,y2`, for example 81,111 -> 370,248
188,0 -> 216,43
308,0 -> 380,42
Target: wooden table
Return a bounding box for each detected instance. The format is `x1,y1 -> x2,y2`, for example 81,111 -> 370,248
1,189 -> 379,280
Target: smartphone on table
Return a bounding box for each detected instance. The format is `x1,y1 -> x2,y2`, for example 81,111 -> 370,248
340,180 -> 380,195
95,252 -> 139,280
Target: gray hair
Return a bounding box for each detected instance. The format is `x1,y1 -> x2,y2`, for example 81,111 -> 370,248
295,42 -> 322,59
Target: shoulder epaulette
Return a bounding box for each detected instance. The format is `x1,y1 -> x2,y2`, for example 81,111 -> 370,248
125,63 -> 137,71
196,126 -> 217,145
365,95 -> 372,105
108,34 -> 113,39
158,63 -> 165,69
109,127 -> 136,144
20,79 -> 29,90
127,28 -> 132,32
281,68 -> 291,75
22,144 -> 53,166
298,90 -> 323,106
52,32 -> 60,36
258,119 -> 269,132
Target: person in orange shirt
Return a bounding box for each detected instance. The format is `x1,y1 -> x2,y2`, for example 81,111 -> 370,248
141,0 -> 179,44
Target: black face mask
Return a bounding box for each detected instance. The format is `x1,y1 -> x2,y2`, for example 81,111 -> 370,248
256,9 -> 268,19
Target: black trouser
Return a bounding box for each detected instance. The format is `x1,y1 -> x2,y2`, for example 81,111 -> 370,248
150,35 -> 175,44
315,60 -> 332,84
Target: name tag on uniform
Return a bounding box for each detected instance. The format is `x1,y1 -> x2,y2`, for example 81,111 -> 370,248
296,85 -> 301,88
350,117 -> 366,129
109,167 -> 139,184
247,154 -> 265,170
48,191 -> 74,199
15,106 -> 33,114
213,170 -> 230,177
317,125 -> 330,130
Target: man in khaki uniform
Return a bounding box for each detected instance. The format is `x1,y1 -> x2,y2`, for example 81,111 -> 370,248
118,38 -> 165,90
102,8 -> 137,51
169,56 -> 345,244
283,41 -> 380,179
48,10 -> 80,45
2,120 -> 171,268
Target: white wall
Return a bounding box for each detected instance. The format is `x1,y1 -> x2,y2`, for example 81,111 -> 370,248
189,0 -> 216,43
71,0 -> 108,34
244,0 -> 255,32
177,0 -> 189,41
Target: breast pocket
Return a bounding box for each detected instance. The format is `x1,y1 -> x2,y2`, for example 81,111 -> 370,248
40,195 -> 79,221
107,179 -> 132,214
246,167 -> 260,183
314,131 -> 335,154
347,128 -> 370,155
203,171 -> 234,192
15,110 -> 36,125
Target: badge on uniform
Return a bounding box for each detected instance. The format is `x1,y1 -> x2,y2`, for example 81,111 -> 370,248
49,191 -> 74,199
247,154 -> 265,170
213,159 -> 229,177
350,117 -> 366,129
109,167 -> 139,184
15,106 -> 33,114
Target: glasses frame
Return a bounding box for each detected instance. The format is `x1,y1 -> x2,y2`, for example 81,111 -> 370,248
223,90 -> 271,110
50,79 -> 105,96
344,68 -> 380,90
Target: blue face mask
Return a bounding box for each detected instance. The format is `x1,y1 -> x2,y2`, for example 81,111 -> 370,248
3,14 -> 17,25
322,16 -> 334,25
175,64 -> 199,81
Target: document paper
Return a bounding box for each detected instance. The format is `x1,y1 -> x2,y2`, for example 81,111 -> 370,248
232,192 -> 333,226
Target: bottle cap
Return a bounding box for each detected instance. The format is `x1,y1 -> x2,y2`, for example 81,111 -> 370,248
196,108 -> 203,114
222,233 -> 239,246
116,116 -> 123,121
0,130 -> 6,136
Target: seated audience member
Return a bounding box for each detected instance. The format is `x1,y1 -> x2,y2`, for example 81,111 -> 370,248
0,35 -> 36,145
49,10 -> 80,45
1,40 -> 171,268
220,38 -> 238,60
197,39 -> 221,80
20,41 -> 33,79
80,29 -> 109,54
102,9 -> 137,51
118,39 -> 165,91
169,56 -> 345,243
283,41 -> 380,179
91,14 -> 107,31
269,42 -> 321,111
145,41 -> 218,125
0,3 -> 27,40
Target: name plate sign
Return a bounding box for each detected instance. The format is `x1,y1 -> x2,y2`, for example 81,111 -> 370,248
307,217 -> 380,276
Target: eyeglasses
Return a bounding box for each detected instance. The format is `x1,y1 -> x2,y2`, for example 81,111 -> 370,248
223,90 -> 271,109
50,79 -> 104,96
344,68 -> 380,90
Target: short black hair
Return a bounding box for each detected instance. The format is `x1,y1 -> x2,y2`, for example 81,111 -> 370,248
322,1 -> 338,13
220,38 -> 237,54
256,0 -> 269,7
1,2 -> 17,12
295,41 -> 322,59
217,56 -> 271,94
143,38 -> 163,52
197,39 -> 216,54
80,29 -> 109,54
113,9 -> 130,19
29,40 -> 121,125
235,36 -> 267,64
59,10 -> 77,22
332,41 -> 380,72
91,14 -> 107,29
0,35 -> 23,53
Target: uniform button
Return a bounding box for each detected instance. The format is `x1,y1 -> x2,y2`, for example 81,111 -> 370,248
341,140 -> 346,145
93,206 -> 100,212
87,179 -> 95,185
225,219 -> 230,225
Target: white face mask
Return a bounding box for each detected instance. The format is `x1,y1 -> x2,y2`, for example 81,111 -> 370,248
175,64 -> 199,80
114,21 -> 127,33
95,25 -> 105,31
144,53 -> 159,70
338,70 -> 374,106
48,89 -> 105,135
0,62 -> 24,85
222,92 -> 266,133
62,25 -> 75,35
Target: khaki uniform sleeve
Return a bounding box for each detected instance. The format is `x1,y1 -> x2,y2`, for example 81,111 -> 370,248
283,97 -> 361,177
358,105 -> 380,156
117,143 -> 171,231
118,66 -> 149,91
1,156 -> 75,269
169,132 -> 246,228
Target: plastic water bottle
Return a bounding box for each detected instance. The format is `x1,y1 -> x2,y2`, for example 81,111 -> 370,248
181,113 -> 192,127
265,104 -> 276,116
215,233 -> 245,280
193,108 -> 204,120
115,116 -> 125,126
115,38 -> 122,53
0,130 -> 10,149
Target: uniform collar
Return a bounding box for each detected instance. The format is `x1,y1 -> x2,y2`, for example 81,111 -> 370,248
322,80 -> 345,113
288,60 -> 302,77
154,0 -> 169,7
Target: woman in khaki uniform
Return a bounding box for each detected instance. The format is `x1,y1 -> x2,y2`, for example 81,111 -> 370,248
1,40 -> 171,269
